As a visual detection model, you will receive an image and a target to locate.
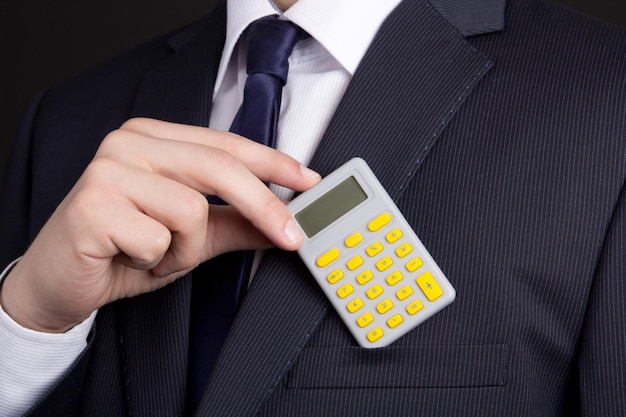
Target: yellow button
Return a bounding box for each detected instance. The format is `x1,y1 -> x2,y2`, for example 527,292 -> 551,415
385,270 -> 403,286
376,299 -> 394,314
395,242 -> 413,258
386,228 -> 403,243
346,255 -> 364,271
366,284 -> 384,299
356,270 -> 374,285
368,212 -> 392,232
366,242 -> 384,257
406,300 -> 424,315
376,256 -> 394,272
387,313 -> 404,329
396,285 -> 414,301
405,257 -> 423,273
347,297 -> 364,313
416,272 -> 444,301
326,269 -> 344,284
357,312 -> 374,328
337,283 -> 354,299
345,232 -> 363,248
366,327 -> 385,343
317,248 -> 340,268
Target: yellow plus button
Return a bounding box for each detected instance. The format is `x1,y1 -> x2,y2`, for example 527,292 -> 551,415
416,272 -> 444,301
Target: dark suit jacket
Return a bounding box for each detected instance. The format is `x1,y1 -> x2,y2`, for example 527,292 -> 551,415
1,0 -> 625,415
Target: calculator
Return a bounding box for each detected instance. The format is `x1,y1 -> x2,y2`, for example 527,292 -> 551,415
287,158 -> 456,348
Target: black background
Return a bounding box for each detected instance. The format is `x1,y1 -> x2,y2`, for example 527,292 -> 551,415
2,0 -> 626,185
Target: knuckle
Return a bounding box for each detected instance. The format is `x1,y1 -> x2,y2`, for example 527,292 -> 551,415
64,158 -> 121,229
135,227 -> 171,266
79,158 -> 119,193
119,117 -> 158,133
85,156 -> 117,177
177,191 -> 209,226
215,133 -> 241,154
98,129 -> 128,156
207,147 -> 237,170
204,149 -> 243,192
119,117 -> 144,130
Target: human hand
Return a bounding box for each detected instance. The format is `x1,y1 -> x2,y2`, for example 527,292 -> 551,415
0,118 -> 321,333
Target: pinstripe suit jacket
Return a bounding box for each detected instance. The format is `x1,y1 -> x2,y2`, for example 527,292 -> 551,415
1,0 -> 625,415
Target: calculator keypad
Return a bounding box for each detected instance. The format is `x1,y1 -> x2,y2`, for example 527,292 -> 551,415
314,211 -> 451,347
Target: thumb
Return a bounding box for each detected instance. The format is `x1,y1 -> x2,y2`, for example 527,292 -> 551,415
151,205 -> 279,278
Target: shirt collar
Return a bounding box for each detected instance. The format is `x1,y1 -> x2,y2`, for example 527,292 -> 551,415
215,0 -> 403,94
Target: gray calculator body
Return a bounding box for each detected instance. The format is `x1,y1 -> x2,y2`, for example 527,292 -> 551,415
287,157 -> 455,348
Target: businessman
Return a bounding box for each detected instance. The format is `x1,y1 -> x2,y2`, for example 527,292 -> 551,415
1,0 -> 625,415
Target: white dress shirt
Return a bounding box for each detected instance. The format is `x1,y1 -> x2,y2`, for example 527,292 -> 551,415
0,0 -> 402,415
211,0 -> 400,199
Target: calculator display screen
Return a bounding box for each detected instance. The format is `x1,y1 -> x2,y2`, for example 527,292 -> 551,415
295,176 -> 368,237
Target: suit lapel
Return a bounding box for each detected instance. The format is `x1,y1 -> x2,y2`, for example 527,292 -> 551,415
197,0 -> 496,415
196,249 -> 328,416
309,0 -> 495,201
130,2 -> 226,127
116,3 -> 227,416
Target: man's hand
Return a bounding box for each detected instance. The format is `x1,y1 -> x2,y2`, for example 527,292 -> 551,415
0,118 -> 321,333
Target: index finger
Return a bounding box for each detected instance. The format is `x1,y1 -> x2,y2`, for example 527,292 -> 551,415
99,121 -> 319,251
119,118 -> 320,192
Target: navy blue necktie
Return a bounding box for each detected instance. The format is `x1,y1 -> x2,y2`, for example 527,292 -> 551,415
187,17 -> 309,416
230,16 -> 310,147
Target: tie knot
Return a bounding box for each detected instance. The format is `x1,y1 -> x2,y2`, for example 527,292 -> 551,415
245,17 -> 310,85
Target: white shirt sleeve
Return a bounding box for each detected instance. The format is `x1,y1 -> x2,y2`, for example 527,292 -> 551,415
0,261 -> 96,417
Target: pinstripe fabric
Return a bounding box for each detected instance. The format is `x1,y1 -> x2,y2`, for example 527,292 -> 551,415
196,250 -> 329,416
577,184 -> 626,415
1,0 -> 624,415
117,278 -> 192,416
286,344 -> 508,388
431,0 -> 506,35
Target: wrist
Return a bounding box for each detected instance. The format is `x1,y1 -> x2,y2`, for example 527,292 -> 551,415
0,262 -> 83,333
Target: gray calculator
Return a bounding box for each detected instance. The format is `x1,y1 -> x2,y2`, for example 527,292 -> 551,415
287,158 -> 456,348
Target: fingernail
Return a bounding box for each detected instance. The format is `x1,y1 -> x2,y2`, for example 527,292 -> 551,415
284,219 -> 303,245
300,165 -> 320,179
